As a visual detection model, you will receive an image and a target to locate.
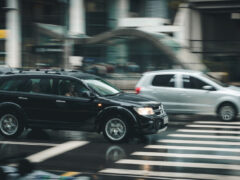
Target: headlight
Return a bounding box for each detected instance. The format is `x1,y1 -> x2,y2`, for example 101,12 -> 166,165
134,107 -> 154,115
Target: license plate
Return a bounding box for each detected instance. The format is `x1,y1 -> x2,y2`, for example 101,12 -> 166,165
164,116 -> 168,124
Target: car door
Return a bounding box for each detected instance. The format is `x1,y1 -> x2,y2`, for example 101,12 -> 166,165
53,77 -> 97,131
0,76 -> 58,126
149,73 -> 184,113
177,74 -> 218,114
16,76 -> 60,125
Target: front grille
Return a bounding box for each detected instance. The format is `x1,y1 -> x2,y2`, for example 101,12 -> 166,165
154,119 -> 162,130
153,104 -> 165,116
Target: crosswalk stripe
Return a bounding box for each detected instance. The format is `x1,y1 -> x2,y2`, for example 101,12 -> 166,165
146,145 -> 240,153
99,168 -> 240,180
158,139 -> 240,146
27,141 -> 88,163
117,159 -> 240,171
194,121 -> 240,125
186,124 -> 240,129
132,151 -> 240,161
177,129 -> 240,135
0,141 -> 58,146
168,134 -> 240,140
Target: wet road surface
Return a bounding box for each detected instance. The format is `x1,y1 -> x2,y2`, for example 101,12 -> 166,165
1,115 -> 240,179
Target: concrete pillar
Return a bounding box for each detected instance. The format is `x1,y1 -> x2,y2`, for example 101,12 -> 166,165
108,0 -> 129,29
69,0 -> 85,35
174,4 -> 206,71
65,0 -> 85,68
5,0 -> 21,68
107,0 -> 129,66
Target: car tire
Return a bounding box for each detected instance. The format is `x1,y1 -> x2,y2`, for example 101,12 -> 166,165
218,103 -> 237,121
0,111 -> 24,138
103,116 -> 130,143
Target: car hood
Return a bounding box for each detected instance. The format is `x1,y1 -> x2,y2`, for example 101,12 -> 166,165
226,86 -> 240,95
104,93 -> 160,106
228,85 -> 240,92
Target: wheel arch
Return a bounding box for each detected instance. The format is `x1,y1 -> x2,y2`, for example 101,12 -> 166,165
0,102 -> 27,123
216,101 -> 239,115
95,106 -> 137,133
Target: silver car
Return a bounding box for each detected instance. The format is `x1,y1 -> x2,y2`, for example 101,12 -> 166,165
136,69 -> 240,121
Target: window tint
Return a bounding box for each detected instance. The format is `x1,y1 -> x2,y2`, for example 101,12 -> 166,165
183,75 -> 208,89
0,77 -> 54,94
57,79 -> 89,97
152,74 -> 175,87
23,78 -> 54,94
0,78 -> 26,91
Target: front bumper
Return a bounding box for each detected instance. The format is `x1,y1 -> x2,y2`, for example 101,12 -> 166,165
135,114 -> 168,135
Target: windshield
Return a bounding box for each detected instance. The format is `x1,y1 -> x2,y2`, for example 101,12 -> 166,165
83,78 -> 121,96
203,73 -> 229,87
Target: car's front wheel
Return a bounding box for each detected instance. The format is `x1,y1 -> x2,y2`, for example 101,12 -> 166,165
103,116 -> 130,143
0,111 -> 24,138
218,103 -> 237,121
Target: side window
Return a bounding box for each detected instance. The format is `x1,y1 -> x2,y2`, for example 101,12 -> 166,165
0,78 -> 26,91
57,79 -> 89,97
23,78 -> 53,94
183,75 -> 208,90
152,74 -> 176,87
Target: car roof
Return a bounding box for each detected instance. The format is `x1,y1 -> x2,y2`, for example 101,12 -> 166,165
0,69 -> 99,80
143,69 -> 203,76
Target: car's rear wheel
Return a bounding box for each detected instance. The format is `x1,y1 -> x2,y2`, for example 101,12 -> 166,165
103,116 -> 130,143
0,112 -> 24,138
218,103 -> 237,121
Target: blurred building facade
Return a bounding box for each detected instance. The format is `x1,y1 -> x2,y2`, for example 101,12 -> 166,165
175,0 -> 240,80
1,0 -> 240,80
1,0 -> 184,72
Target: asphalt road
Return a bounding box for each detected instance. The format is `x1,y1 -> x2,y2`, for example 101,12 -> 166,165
1,115 -> 240,180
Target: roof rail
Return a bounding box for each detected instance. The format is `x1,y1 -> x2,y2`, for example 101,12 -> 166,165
44,70 -> 61,75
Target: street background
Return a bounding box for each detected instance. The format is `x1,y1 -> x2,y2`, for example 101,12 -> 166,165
1,0 -> 240,179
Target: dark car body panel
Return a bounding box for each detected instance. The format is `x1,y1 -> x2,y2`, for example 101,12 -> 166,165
0,72 -> 168,135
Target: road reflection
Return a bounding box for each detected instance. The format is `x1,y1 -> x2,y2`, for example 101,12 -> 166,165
26,129 -> 50,140
105,145 -> 126,163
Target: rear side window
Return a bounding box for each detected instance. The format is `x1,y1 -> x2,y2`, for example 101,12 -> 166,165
25,78 -> 54,94
0,78 -> 26,91
152,74 -> 176,87
0,77 -> 54,94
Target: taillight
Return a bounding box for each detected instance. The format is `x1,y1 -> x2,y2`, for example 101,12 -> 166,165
135,87 -> 141,94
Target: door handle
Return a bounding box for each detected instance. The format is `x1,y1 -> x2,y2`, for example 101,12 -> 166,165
56,100 -> 66,103
18,97 -> 28,100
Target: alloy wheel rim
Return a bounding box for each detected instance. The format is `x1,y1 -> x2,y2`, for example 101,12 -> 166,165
221,106 -> 235,121
105,118 -> 126,141
0,114 -> 18,136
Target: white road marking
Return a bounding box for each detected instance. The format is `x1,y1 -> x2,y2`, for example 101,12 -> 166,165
194,121 -> 240,125
145,145 -> 240,153
0,141 -> 58,146
158,139 -> 240,146
117,159 -> 240,171
26,141 -> 88,163
99,168 -> 240,180
186,124 -> 240,129
177,129 -> 240,135
168,134 -> 240,140
132,151 -> 240,161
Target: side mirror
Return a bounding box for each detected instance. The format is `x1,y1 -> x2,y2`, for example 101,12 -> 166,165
82,91 -> 95,99
202,85 -> 214,91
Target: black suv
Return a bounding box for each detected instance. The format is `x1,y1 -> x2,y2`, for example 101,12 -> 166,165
0,70 -> 168,142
